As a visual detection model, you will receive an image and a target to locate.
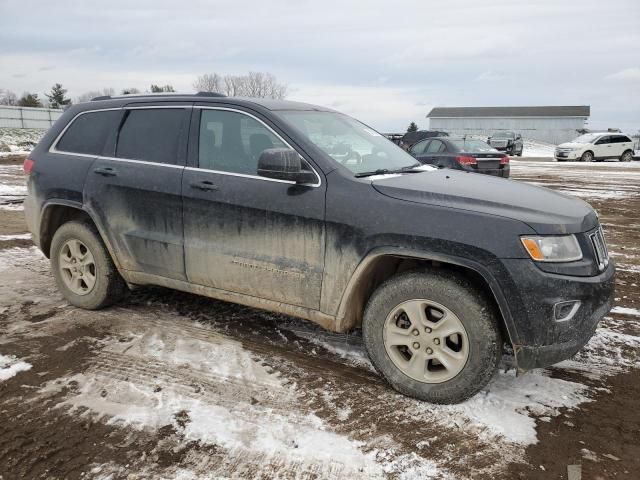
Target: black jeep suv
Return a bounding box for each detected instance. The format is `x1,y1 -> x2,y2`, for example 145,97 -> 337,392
24,93 -> 615,404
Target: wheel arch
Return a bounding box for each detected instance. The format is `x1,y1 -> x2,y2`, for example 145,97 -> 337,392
39,201 -> 124,274
334,248 -> 517,344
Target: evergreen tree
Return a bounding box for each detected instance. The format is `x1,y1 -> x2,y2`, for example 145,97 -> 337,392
407,122 -> 419,133
45,83 -> 71,109
17,93 -> 43,108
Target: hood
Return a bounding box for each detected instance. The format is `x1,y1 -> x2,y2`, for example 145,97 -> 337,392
557,142 -> 588,149
371,170 -> 598,234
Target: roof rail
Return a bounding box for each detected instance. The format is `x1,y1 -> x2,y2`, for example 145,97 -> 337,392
91,91 -> 226,101
195,91 -> 225,97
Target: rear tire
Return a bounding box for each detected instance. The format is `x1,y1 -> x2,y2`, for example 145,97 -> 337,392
50,221 -> 126,310
362,270 -> 502,404
620,150 -> 633,162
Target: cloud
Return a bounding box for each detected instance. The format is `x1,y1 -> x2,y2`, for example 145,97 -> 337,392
475,71 -> 506,82
0,0 -> 638,131
606,68 -> 640,82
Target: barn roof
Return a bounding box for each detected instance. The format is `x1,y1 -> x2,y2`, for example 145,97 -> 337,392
427,106 -> 590,118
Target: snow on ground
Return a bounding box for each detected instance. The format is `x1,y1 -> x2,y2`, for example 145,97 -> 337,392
0,353 -> 32,381
521,140 -> 555,158
611,306 -> 640,316
0,128 -> 44,157
40,324 -> 386,479
0,233 -> 31,241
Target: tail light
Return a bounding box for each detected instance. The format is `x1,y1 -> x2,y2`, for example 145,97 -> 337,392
456,155 -> 477,165
23,157 -> 35,175
500,155 -> 510,165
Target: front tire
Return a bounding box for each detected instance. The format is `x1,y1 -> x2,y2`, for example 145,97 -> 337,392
50,221 -> 126,310
580,151 -> 594,162
362,270 -> 502,404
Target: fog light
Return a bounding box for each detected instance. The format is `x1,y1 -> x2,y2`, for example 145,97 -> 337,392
554,300 -> 581,322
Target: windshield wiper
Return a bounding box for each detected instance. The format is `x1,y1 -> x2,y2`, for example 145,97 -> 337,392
355,163 -> 423,178
355,169 -> 392,178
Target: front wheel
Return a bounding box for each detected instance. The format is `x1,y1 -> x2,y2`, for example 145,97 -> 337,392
580,151 -> 594,162
50,221 -> 126,310
363,271 -> 502,404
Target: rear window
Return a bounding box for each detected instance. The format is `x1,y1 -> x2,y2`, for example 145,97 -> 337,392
55,110 -> 121,155
116,109 -> 186,164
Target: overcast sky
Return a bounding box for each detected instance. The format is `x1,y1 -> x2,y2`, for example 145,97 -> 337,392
1,0 -> 638,133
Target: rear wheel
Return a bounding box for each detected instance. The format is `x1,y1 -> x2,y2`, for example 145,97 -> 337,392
580,151 -> 594,162
50,221 -> 126,309
362,270 -> 502,404
620,150 -> 634,162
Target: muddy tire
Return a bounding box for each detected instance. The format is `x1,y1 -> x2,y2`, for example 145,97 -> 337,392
362,270 -> 502,404
50,221 -> 126,310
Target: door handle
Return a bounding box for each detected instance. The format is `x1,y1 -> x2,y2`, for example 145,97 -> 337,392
93,167 -> 117,177
189,180 -> 219,191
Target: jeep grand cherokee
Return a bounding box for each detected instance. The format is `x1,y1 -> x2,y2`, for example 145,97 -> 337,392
23,93 -> 615,404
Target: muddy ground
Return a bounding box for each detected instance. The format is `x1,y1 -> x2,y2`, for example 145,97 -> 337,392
0,157 -> 638,479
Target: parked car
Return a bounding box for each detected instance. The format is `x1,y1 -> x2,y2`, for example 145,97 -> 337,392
400,130 -> 448,150
555,133 -> 635,162
409,136 -> 510,178
24,93 -> 614,404
488,131 -> 523,156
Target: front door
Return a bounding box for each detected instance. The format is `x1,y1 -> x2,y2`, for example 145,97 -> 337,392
84,105 -> 190,280
182,107 -> 326,309
592,135 -> 612,159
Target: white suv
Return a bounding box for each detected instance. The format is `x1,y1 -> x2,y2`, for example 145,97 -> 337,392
555,133 -> 635,162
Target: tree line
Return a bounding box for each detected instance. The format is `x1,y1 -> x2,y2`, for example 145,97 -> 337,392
0,71 -> 288,110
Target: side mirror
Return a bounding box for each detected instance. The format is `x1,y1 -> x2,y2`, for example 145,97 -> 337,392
257,148 -> 316,184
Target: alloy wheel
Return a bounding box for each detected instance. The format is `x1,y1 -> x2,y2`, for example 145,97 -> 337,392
58,239 -> 97,295
383,299 -> 469,383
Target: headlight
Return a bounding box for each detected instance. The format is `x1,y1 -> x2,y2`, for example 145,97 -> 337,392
521,235 -> 583,262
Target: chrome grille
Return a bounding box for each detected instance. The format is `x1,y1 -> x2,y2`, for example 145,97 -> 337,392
590,227 -> 609,271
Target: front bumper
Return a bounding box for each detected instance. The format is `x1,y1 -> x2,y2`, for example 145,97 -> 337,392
499,259 -> 615,370
555,151 -> 580,160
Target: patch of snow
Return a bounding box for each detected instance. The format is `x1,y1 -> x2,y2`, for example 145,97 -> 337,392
611,306 -> 640,317
0,183 -> 26,196
0,353 -> 32,381
440,369 -> 589,445
44,329 -> 385,478
0,233 -> 31,241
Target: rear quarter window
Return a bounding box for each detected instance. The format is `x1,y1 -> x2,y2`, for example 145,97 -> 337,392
55,110 -> 121,155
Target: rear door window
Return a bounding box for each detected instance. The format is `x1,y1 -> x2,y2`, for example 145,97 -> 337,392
56,110 -> 121,155
116,108 -> 187,164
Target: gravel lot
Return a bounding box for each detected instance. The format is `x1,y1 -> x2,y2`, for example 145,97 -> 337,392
1,157 -> 638,479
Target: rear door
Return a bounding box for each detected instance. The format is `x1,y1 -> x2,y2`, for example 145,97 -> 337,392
181,106 -> 326,309
84,104 -> 191,280
611,135 -> 633,157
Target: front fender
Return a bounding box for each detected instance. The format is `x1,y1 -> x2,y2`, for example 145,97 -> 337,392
334,246 -> 519,346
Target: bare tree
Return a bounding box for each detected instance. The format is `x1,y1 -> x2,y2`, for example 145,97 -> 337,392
193,73 -> 222,93
76,88 -> 115,103
193,71 -> 288,99
121,87 -> 141,95
0,89 -> 18,106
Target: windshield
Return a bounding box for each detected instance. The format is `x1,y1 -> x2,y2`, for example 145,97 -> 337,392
449,139 -> 497,152
491,132 -> 514,138
571,133 -> 599,144
275,110 -> 419,175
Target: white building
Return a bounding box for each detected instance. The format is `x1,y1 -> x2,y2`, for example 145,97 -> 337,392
427,106 -> 590,145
